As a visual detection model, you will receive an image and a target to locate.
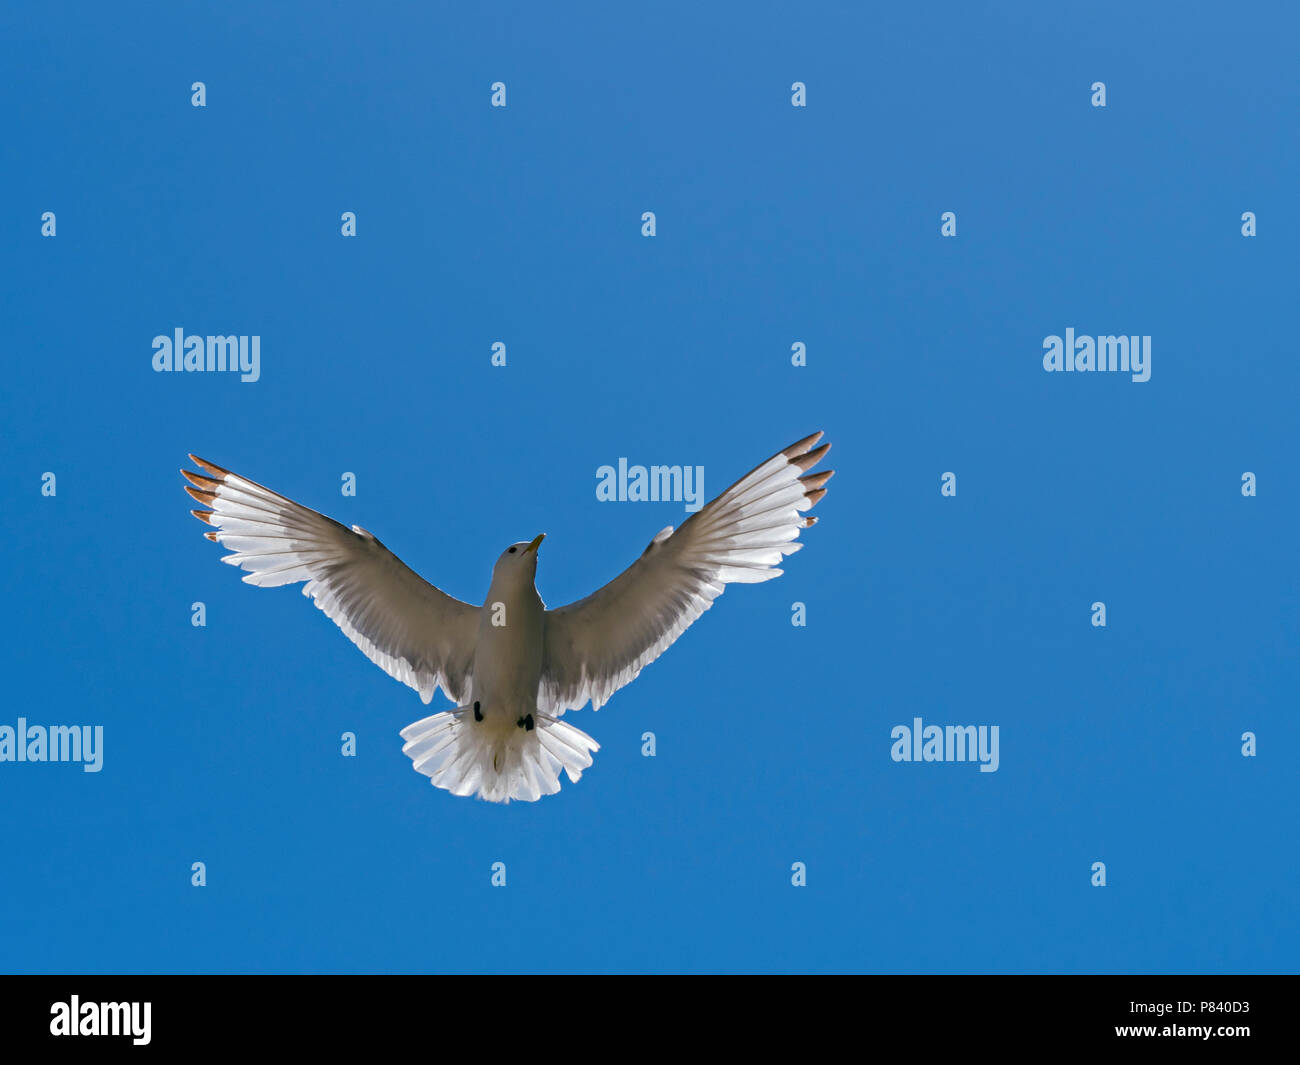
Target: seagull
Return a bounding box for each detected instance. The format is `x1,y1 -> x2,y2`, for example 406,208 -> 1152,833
182,432 -> 832,802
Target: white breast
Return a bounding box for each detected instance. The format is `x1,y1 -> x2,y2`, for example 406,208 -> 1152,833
472,586 -> 545,723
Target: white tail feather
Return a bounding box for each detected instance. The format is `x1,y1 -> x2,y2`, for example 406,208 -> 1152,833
399,708 -> 599,803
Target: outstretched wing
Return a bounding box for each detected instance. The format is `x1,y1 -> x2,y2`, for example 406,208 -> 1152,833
183,455 -> 479,705
540,432 -> 832,715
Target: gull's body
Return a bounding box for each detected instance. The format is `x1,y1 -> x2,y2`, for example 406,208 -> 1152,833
183,432 -> 832,802
469,543 -> 547,770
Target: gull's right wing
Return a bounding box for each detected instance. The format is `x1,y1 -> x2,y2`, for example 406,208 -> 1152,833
540,432 -> 832,716
183,455 -> 479,705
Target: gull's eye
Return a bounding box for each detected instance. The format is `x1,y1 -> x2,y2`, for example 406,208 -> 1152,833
508,546 -> 517,554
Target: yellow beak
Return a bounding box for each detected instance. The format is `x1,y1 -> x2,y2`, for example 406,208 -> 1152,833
525,533 -> 546,554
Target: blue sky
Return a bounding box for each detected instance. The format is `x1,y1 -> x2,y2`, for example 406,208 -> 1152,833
1,1 -> 1295,973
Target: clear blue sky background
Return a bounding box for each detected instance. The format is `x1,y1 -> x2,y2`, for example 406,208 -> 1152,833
1,1 -> 1295,974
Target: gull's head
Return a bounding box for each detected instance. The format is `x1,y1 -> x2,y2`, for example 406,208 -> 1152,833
491,534 -> 545,583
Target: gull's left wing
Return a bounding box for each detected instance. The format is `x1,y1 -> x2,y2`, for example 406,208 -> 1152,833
540,432 -> 832,715
183,455 -> 479,705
